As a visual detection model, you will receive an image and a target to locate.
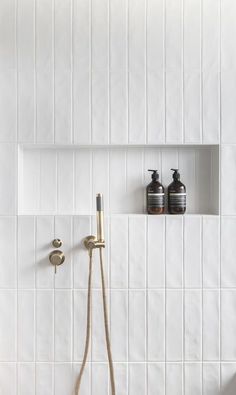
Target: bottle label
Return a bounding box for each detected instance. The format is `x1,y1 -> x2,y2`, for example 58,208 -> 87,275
147,193 -> 165,208
169,192 -> 186,208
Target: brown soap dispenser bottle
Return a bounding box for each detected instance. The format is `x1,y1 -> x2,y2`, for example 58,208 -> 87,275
168,169 -> 186,214
146,170 -> 165,214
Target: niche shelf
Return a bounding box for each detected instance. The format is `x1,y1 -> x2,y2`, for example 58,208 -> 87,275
18,144 -> 220,215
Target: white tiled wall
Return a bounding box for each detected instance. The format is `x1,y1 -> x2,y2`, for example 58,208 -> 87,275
0,0 -> 236,393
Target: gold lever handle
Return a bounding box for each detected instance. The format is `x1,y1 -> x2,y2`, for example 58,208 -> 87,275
49,250 -> 65,274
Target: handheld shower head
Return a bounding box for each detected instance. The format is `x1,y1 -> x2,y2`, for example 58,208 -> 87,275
96,193 -> 104,242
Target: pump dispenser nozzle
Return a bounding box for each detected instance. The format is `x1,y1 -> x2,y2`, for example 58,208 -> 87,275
171,168 -> 180,181
148,169 -> 159,180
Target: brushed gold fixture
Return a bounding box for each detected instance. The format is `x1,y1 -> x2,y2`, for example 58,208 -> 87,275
49,248 -> 65,273
84,193 -> 105,250
52,238 -> 63,248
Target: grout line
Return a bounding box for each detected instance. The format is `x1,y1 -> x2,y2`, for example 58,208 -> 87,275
201,216 -> 204,395
219,0 -> 222,390
71,0 -> 74,145
127,0 -> 130,144
52,0 -> 55,145
164,216 -> 167,395
164,0 -> 166,144
182,0 -> 185,144
145,0 -> 147,145
90,0 -> 93,144
182,215 -> 185,395
200,0 -> 203,144
34,0 -> 37,143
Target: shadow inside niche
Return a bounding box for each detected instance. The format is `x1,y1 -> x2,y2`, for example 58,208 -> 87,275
221,374 -> 236,395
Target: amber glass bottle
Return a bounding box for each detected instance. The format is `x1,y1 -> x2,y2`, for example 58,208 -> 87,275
146,170 -> 165,214
168,169 -> 186,214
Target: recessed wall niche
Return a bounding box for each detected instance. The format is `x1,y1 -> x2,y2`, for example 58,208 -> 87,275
18,144 -> 219,215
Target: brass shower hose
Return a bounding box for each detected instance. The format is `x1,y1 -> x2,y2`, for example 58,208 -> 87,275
75,247 -> 116,395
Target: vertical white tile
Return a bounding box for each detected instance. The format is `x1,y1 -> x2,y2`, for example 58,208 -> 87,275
36,290 -> 54,361
73,216 -> 91,289
128,0 -> 146,144
55,290 -> 72,361
91,364 -> 108,395
166,290 -> 183,361
221,72 -> 236,143
54,216 -> 73,288
178,148 -> 196,213
0,291 -> 16,361
202,363 -> 220,395
21,149 -> 40,214
18,363 -> 35,395
0,217 -> 16,288
166,363 -> 183,395
39,150 -> 57,213
129,216 -> 146,288
92,149 -> 109,213
36,216 -> 54,289
92,290 -> 107,361
54,0 -> 72,144
165,0 -> 183,70
57,150 -> 74,214
184,216 -> 201,288
202,0 -> 220,73
126,149 -> 144,214
147,291 -> 165,361
75,149 -> 92,214
161,148 -> 179,190
18,290 -> 35,361
202,216 -> 220,288
221,217 -> 236,287
203,291 -> 220,361
129,291 -> 146,362
195,148 -> 212,214
110,216 -> 128,288
113,363 -> 128,395
147,216 -> 165,288
110,0 -> 127,72
221,0 -> 236,70
91,0 -> 109,144
165,71 -> 183,143
109,150 -> 127,213
110,290 -> 128,361
148,363 -> 165,395
73,290 -> 91,362
184,363 -> 202,395
73,363 -> 91,395
221,363 -> 236,395
166,217 -> 183,288
184,73 -> 201,143
18,216 -> 35,288
18,0 -> 35,143
202,72 -> 220,144
0,0 -> 16,142
0,144 -> 16,214
36,363 -> 53,395
221,145 -> 236,214
0,364 -> 16,395
184,290 -> 202,361
184,0 -> 201,72
55,363 -> 73,395
73,0 -> 91,144
129,364 -> 146,395
221,291 -> 236,360
36,0 -> 54,143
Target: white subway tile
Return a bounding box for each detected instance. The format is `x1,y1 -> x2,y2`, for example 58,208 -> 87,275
39,151 -> 57,213
166,217 -> 183,288
36,216 -> 54,289
36,0 -> 54,143
202,216 -> 220,288
202,0 -> 220,73
57,151 -> 74,214
202,291 -> 220,361
129,216 -> 146,288
184,363 -> 202,395
0,217 -> 16,288
109,151 -> 127,214
148,363 -> 165,395
166,363 -> 183,395
147,291 -> 165,361
21,149 -> 40,214
55,363 -> 73,395
147,0 -> 164,72
184,73 -> 201,143
147,216 -> 165,288
92,290 -> 107,362
73,290 -> 91,362
18,363 -> 35,395
184,0 -> 201,72
166,71 -> 183,143
221,363 -> 236,394
18,290 -> 35,361
0,291 -> 16,361
36,290 -> 54,361
54,216 -> 73,288
55,290 -> 72,361
129,363 -> 146,395
165,0 -> 183,70
110,290 -> 128,361
129,290 -> 146,362
0,363 -> 16,395
221,0 -> 236,70
221,291 -> 236,360
203,363 -> 220,395
221,217 -> 236,287
91,363 -> 108,395
73,216 -> 91,289
110,0 -> 127,72
18,216 -> 35,288
0,144 -> 16,214
202,72 -> 220,144
166,290 -> 183,361
161,148 -> 178,189
184,216 -> 201,288
0,0 -> 16,68
75,150 -> 92,214
113,363 -> 128,395
184,290 -> 202,361
221,146 -> 236,214
147,72 -> 165,144
54,0 -> 72,144
73,0 -> 91,144
110,72 -> 128,144
36,363 -> 53,395
91,71 -> 109,144
221,72 -> 236,143
129,72 -> 146,144
126,150 -> 144,214
73,363 -> 91,395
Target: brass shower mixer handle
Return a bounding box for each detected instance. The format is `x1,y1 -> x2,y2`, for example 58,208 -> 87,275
49,249 -> 65,274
